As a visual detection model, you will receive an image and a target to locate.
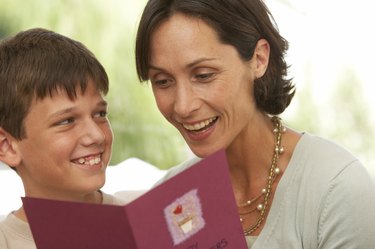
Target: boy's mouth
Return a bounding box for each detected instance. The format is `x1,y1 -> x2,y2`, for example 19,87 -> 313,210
72,154 -> 102,166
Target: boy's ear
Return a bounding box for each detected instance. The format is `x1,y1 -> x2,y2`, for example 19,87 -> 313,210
253,38 -> 270,79
0,128 -> 21,169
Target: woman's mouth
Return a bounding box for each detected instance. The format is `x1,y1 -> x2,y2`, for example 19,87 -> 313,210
182,116 -> 218,133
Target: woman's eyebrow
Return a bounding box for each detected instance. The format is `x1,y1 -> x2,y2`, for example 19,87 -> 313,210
186,57 -> 217,69
149,57 -> 217,71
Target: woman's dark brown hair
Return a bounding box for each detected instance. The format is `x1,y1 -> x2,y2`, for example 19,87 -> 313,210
135,0 -> 295,115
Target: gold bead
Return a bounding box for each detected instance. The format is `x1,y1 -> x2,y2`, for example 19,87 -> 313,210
275,146 -> 284,154
279,146 -> 285,154
242,116 -> 285,236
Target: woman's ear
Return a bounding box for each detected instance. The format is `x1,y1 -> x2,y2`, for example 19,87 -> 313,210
253,38 -> 270,78
0,128 -> 21,169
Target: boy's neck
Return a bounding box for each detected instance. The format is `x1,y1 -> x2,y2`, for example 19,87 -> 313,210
13,207 -> 28,222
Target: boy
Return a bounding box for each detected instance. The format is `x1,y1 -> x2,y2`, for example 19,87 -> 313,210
0,28 -> 123,248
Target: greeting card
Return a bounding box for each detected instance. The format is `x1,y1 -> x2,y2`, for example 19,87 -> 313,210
23,150 -> 247,249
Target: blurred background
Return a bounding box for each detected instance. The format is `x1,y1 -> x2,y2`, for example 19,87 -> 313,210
0,0 -> 374,175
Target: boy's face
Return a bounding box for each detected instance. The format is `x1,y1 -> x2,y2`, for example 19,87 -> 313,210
15,79 -> 113,201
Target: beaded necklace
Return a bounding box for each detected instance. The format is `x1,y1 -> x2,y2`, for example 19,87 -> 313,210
238,116 -> 285,235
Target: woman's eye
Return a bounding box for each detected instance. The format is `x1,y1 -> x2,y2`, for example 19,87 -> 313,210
195,73 -> 214,82
152,78 -> 172,88
154,79 -> 168,85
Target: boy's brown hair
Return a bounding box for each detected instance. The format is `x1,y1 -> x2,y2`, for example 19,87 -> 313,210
0,28 -> 109,140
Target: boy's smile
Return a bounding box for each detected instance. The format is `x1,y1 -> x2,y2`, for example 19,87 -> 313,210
72,154 -> 102,167
14,79 -> 113,202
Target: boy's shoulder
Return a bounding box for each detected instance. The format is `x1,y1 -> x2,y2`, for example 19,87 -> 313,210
0,228 -> 6,249
0,213 -> 35,249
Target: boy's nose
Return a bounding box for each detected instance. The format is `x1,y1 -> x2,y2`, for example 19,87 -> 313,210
80,120 -> 105,146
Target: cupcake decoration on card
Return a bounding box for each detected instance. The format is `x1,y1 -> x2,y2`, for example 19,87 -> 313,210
164,189 -> 205,245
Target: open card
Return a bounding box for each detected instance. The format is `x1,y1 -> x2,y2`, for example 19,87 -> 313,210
22,150 -> 247,249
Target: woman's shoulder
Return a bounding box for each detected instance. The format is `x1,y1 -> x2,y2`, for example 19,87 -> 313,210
286,133 -> 373,195
294,133 -> 361,173
298,133 -> 357,161
287,133 -> 375,206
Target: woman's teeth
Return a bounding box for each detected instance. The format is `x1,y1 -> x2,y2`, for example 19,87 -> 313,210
76,156 -> 101,166
183,117 -> 217,131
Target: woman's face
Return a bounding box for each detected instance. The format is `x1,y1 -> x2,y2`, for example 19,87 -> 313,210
148,13 -> 264,157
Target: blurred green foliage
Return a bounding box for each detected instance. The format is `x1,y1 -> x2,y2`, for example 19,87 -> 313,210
0,0 -> 188,169
286,67 -> 375,170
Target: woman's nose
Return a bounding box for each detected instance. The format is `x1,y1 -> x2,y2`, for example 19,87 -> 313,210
173,82 -> 199,118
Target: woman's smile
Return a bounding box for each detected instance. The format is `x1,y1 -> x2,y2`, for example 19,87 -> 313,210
181,116 -> 218,141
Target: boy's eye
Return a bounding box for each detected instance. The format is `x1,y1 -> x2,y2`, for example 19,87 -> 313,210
94,110 -> 108,118
56,117 -> 74,126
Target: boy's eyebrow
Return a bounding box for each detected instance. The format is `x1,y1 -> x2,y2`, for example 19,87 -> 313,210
48,100 -> 108,119
48,107 -> 75,119
97,100 -> 108,107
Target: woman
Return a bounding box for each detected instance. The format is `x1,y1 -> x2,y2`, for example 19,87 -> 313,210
135,0 -> 375,248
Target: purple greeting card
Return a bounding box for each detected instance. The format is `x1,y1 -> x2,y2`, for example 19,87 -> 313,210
23,150 -> 247,249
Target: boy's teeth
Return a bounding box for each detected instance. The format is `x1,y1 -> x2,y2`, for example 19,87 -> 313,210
76,156 -> 101,165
